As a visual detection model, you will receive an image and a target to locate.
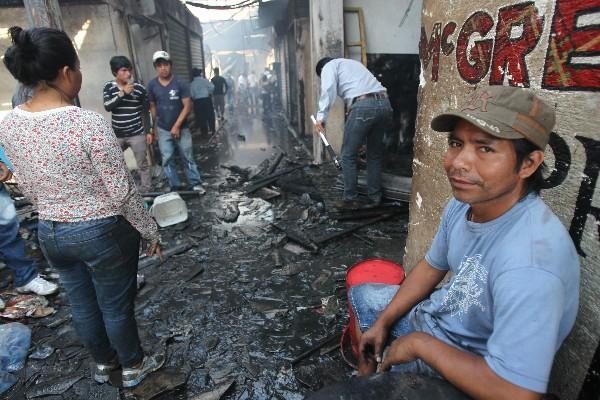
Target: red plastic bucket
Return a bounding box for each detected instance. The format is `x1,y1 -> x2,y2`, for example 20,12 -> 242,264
343,258 -> 405,362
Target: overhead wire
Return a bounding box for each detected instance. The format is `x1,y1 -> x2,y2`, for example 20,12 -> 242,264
185,0 -> 260,10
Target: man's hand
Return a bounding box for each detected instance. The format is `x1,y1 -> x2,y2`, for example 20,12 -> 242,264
0,162 -> 12,183
124,82 -> 135,95
146,133 -> 154,145
147,240 -> 165,263
380,333 -> 421,372
358,321 -> 389,374
170,126 -> 181,139
313,120 -> 326,136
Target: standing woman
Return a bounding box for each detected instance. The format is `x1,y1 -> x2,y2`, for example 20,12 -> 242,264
0,26 -> 164,388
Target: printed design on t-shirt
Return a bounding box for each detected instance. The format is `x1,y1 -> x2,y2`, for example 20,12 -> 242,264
439,254 -> 488,319
169,89 -> 179,100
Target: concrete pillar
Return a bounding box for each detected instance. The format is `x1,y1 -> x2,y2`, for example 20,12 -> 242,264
23,0 -> 64,30
309,0 -> 344,163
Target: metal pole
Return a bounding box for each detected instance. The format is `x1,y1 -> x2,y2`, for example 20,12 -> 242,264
23,0 -> 65,30
22,0 -> 81,107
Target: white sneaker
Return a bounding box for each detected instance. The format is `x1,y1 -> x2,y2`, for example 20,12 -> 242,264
192,185 -> 206,195
16,276 -> 59,296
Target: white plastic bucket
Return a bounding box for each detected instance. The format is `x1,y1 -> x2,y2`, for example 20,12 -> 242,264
150,192 -> 188,227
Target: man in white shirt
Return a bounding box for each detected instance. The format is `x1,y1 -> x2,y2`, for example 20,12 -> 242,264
247,71 -> 258,111
314,57 -> 393,209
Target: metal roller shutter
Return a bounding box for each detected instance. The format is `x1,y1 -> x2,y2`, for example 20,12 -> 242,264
190,33 -> 204,71
167,17 -> 191,82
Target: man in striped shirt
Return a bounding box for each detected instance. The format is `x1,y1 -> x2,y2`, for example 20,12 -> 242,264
103,56 -> 152,193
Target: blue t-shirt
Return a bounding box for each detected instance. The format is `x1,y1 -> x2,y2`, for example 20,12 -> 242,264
411,194 -> 579,393
147,76 -> 190,131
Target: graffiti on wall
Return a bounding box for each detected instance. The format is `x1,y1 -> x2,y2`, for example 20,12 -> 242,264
420,0 -> 600,90
419,0 -> 600,257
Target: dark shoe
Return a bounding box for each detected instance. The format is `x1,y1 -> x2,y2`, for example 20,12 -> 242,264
363,198 -> 382,209
93,356 -> 120,384
334,199 -> 362,211
122,353 -> 165,388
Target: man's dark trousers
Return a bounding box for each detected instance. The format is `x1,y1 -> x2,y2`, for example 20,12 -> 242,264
193,97 -> 215,136
341,97 -> 393,203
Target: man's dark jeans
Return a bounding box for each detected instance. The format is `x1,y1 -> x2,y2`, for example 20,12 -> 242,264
38,216 -> 143,367
342,98 -> 393,202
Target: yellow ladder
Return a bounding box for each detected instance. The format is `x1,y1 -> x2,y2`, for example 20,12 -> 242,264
343,7 -> 367,66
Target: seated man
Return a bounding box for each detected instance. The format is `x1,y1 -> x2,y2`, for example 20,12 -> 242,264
352,86 -> 579,400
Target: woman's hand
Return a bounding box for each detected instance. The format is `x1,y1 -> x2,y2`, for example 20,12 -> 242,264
147,240 -> 164,263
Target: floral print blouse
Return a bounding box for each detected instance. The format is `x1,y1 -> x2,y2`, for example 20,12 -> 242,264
0,106 -> 158,242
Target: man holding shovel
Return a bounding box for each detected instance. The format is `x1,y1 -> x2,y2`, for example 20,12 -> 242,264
314,57 -> 393,210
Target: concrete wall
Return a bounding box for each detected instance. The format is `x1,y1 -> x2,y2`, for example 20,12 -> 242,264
0,3 -> 131,119
406,1 -> 600,398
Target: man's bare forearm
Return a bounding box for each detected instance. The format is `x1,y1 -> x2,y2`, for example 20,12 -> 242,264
410,333 -> 541,400
149,103 -> 157,129
173,98 -> 191,129
376,259 -> 447,329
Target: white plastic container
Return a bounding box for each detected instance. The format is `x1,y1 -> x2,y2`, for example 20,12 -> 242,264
150,192 -> 188,227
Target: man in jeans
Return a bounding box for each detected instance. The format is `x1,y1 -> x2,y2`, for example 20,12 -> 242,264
103,56 -> 152,193
190,68 -> 215,136
211,68 -> 228,120
314,57 -> 393,210
147,51 -> 202,191
0,158 -> 57,303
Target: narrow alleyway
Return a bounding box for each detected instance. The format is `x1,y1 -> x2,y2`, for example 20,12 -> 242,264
3,109 -> 409,399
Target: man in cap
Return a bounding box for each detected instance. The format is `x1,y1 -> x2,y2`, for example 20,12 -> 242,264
103,56 -> 152,193
314,57 -> 393,210
147,51 -> 202,191
351,86 -> 579,399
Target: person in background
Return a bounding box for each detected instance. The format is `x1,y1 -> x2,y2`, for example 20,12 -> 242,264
190,68 -> 215,137
314,57 -> 392,210
210,67 -> 228,121
1,26 -> 164,388
247,70 -> 258,112
147,51 -> 203,192
237,73 -> 249,110
103,56 -> 152,193
225,73 -> 235,112
260,75 -> 272,115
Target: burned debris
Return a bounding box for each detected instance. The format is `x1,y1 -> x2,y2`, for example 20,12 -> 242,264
0,113 -> 411,399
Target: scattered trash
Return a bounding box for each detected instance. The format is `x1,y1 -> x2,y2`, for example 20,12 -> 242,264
283,243 -> 310,255
190,379 -> 235,400
0,323 -> 31,394
0,294 -> 55,319
28,345 -> 54,360
216,202 -> 240,223
312,270 -> 333,291
137,273 -> 146,290
25,375 -> 83,398
129,368 -> 187,400
272,263 -> 304,277
150,192 -> 189,227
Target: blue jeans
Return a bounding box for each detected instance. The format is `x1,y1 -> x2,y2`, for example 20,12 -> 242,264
156,127 -> 201,188
342,98 -> 393,202
38,216 -> 143,367
0,186 -> 37,288
349,283 -> 440,377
